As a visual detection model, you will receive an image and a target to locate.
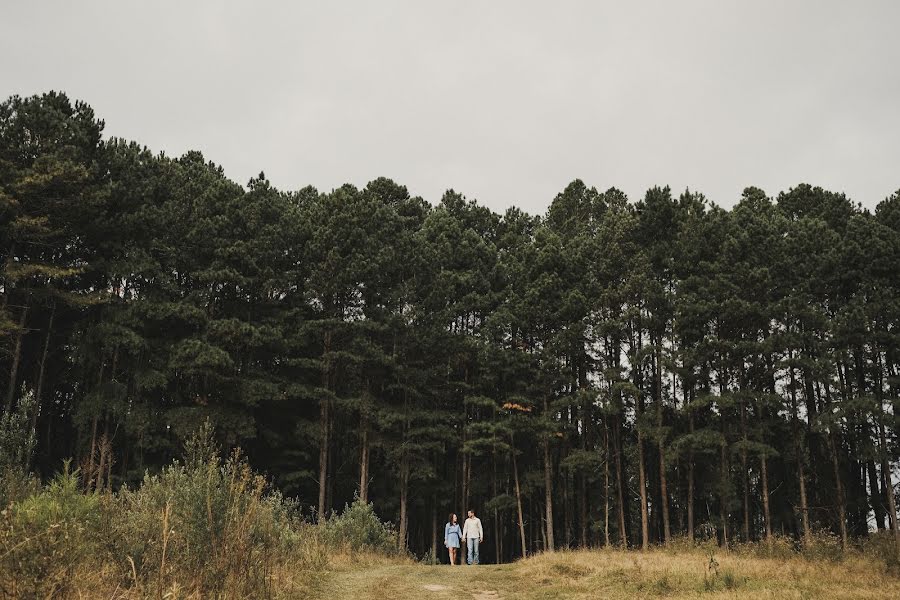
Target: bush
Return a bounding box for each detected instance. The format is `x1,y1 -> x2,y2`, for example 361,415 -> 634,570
0,389 -> 39,507
801,529 -> 844,562
106,422 -> 304,597
0,464 -> 102,599
859,530 -> 900,570
0,421 -> 403,597
324,498 -> 399,555
732,534 -> 795,560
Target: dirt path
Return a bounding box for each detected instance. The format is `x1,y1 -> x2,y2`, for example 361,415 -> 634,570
314,563 -> 508,600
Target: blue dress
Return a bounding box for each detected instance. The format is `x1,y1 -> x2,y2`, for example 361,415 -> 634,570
444,522 -> 462,548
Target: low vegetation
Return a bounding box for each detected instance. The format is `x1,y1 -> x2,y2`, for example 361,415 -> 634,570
2,419 -> 898,598
0,423 -> 400,599
319,546 -> 900,600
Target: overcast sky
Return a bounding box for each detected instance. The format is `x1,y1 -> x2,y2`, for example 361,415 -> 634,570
2,1 -> 898,214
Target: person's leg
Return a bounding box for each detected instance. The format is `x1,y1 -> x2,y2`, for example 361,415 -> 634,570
449,547 -> 456,565
467,540 -> 474,565
473,538 -> 480,565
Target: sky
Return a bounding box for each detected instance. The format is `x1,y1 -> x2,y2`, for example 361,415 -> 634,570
2,1 -> 899,214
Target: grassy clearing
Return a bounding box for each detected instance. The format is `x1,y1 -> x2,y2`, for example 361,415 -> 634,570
315,548 -> 900,600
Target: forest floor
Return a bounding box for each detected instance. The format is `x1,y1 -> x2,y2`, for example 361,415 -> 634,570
306,548 -> 900,600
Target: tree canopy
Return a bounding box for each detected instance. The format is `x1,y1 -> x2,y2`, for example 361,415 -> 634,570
2,92 -> 899,561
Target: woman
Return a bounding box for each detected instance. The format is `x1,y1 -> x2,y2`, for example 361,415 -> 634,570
444,513 -> 462,565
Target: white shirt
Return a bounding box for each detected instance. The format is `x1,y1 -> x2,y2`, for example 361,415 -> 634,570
462,516 -> 483,540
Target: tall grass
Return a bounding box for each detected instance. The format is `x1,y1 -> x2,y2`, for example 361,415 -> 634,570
0,422 -> 396,599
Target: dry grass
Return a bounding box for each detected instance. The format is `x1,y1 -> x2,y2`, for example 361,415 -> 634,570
312,547 -> 900,600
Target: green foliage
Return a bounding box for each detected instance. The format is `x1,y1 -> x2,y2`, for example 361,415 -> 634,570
0,422 -> 404,597
0,389 -> 38,505
0,464 -> 100,598
2,89 -> 900,565
107,430 -> 301,596
324,498 -> 399,555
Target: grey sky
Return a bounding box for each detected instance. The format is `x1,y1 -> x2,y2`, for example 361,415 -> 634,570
2,1 -> 899,214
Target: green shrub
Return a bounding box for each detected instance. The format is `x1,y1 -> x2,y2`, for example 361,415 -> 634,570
106,422 -> 303,597
858,530 -> 900,570
0,464 -> 102,599
0,421 -> 401,598
801,529 -> 844,562
0,389 -> 39,507
731,534 -> 795,560
324,498 -> 399,554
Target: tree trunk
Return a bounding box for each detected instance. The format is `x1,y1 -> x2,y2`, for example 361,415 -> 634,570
359,415 -> 369,504
511,437 -> 527,558
789,358 -> 811,544
431,496 -> 437,562
655,344 -> 671,544
720,441 -> 729,547
603,418 -> 610,547
687,397 -> 696,541
823,383 -> 848,550
493,449 -> 500,564
614,415 -> 627,546
563,464 -> 572,548
543,433 -> 555,551
740,393 -> 750,542
761,453 -> 773,545
828,431 -> 849,550
318,330 -> 333,522
868,460 -> 886,530
4,303 -> 28,413
318,397 -> 330,521
633,323 -> 649,549
399,450 -> 409,551
31,302 -> 55,437
875,354 -> 900,559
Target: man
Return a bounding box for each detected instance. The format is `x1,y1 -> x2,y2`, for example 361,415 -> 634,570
461,509 -> 484,565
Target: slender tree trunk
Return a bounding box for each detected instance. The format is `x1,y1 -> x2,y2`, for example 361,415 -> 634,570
359,412 -> 369,503
637,426 -> 649,549
563,464 -> 572,548
318,330 -> 333,522
828,431 -> 849,550
875,354 -> 900,559
431,496 -> 437,561
579,474 -> 588,548
493,449 -> 500,564
543,431 -> 555,551
399,450 -> 409,551
720,441 -> 729,547
603,418 -> 610,547
318,397 -> 330,521
31,302 -> 55,436
4,303 -> 28,413
761,453 -> 773,544
614,415 -> 627,546
84,359 -> 105,490
511,436 -> 527,558
740,393 -> 750,542
823,383 -> 848,550
789,357 -> 811,544
688,408 -> 696,542
358,379 -> 371,503
633,322 -> 649,549
868,460 -> 886,530
462,407 -> 470,512
655,344 -> 671,544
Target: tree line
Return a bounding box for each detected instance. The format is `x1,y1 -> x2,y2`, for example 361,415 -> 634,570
1,92 -> 899,562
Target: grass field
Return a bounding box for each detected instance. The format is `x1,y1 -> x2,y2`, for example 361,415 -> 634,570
305,548 -> 900,600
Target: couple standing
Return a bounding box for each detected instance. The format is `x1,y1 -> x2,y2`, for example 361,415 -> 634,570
443,509 -> 484,565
